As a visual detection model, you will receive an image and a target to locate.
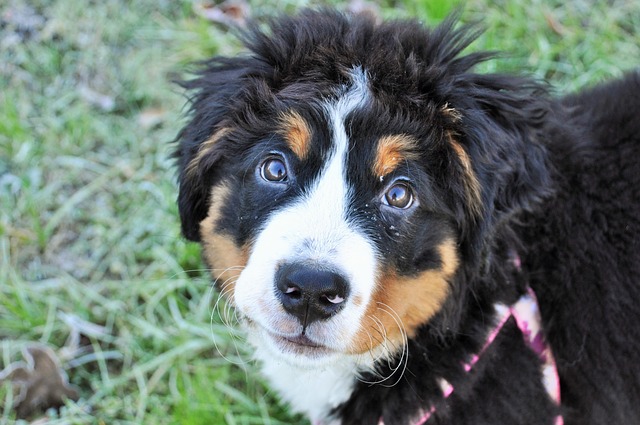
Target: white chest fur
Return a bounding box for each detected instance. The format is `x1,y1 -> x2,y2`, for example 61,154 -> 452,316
253,344 -> 362,424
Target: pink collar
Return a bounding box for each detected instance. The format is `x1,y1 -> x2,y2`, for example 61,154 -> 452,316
409,287 -> 563,425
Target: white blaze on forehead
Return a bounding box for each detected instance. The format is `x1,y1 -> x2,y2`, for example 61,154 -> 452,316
300,67 -> 371,253
234,67 -> 377,347
232,68 -> 379,423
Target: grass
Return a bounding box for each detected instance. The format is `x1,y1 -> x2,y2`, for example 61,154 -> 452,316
1,0 -> 638,423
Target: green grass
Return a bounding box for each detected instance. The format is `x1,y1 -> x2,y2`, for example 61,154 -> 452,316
1,0 -> 638,423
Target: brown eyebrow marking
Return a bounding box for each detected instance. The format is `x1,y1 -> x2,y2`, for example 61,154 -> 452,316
447,132 -> 483,217
278,110 -> 312,160
373,134 -> 419,177
186,127 -> 231,177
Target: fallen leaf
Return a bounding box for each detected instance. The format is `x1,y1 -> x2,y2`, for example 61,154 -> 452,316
544,11 -> 566,36
193,0 -> 250,27
0,345 -> 79,419
347,0 -> 381,23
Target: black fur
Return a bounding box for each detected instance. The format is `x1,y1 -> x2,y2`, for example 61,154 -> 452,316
174,9 -> 640,425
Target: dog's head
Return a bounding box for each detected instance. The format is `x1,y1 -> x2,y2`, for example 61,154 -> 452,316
175,10 -> 551,367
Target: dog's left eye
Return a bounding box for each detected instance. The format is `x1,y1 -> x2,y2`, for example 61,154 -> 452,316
383,181 -> 414,209
260,156 -> 288,182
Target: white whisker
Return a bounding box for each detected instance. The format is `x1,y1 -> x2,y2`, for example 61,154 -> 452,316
208,269 -> 251,366
375,302 -> 409,388
356,305 -> 409,387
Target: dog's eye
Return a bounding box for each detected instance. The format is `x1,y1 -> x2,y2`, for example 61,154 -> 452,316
384,182 -> 414,209
261,157 -> 288,182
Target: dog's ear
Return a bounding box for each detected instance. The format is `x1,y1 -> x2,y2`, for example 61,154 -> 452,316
474,75 -> 553,215
414,20 -> 554,257
450,74 -> 555,258
174,56 -> 263,241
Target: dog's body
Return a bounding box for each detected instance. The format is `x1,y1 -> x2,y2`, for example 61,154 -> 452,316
175,10 -> 640,425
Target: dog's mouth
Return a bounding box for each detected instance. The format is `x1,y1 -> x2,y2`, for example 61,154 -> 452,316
282,333 -> 322,348
264,329 -> 337,358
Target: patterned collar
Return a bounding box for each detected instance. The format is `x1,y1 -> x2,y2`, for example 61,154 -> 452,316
408,287 -> 564,425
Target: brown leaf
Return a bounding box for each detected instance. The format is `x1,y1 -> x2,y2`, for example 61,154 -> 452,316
193,0 -> 250,28
544,11 -> 566,36
0,345 -> 79,419
347,0 -> 381,23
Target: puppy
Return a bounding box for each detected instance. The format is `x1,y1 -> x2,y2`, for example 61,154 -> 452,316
174,9 -> 640,425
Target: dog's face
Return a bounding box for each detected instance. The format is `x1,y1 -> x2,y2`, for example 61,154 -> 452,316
195,69 -> 461,366
176,11 -> 550,369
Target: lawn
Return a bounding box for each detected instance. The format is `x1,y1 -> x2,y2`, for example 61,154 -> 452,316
1,0 -> 638,423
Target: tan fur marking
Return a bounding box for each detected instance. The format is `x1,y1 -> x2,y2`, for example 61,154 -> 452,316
448,133 -> 483,217
199,184 -> 248,299
349,239 -> 459,354
186,128 -> 231,178
441,102 -> 462,123
373,134 -> 419,177
278,111 -> 312,160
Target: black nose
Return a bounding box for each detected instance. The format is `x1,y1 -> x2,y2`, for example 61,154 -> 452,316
275,263 -> 349,329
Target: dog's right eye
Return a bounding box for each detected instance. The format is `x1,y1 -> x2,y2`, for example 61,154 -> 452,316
260,157 -> 288,183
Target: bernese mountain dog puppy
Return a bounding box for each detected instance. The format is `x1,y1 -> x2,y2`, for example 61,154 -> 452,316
174,9 -> 640,425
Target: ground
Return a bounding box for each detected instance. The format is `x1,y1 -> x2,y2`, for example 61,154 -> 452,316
1,0 -> 639,423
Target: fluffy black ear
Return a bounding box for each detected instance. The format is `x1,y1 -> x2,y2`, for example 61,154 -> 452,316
449,73 -> 555,261
174,56 -> 263,241
474,74 -> 553,215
